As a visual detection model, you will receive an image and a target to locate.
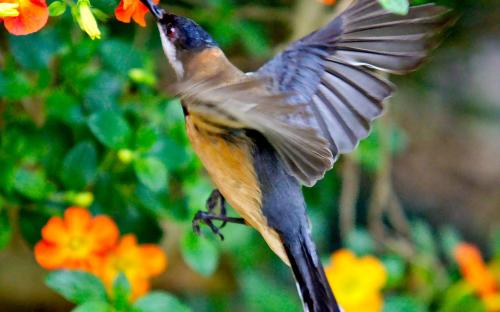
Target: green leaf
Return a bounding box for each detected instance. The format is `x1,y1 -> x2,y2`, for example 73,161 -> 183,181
112,273 -> 131,311
345,228 -> 376,255
61,142 -> 97,190
100,40 -> 143,75
133,292 -> 190,312
13,168 -> 50,200
72,301 -> 112,312
91,0 -> 117,14
133,157 -> 168,191
180,231 -> 219,276
439,225 -> 462,262
46,90 -> 84,125
0,71 -> 32,101
411,220 -> 436,256
241,272 -> 301,312
48,1 -> 67,16
378,0 -> 409,15
135,127 -> 158,151
84,72 -> 124,112
383,295 -> 427,312
149,138 -> 190,171
45,271 -> 107,305
0,209 -> 12,250
382,254 -> 406,288
8,30 -> 62,70
88,110 -> 131,149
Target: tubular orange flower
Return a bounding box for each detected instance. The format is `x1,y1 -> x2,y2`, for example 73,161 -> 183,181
1,0 -> 48,35
34,207 -> 119,272
115,0 -> 158,27
324,249 -> 387,312
454,243 -> 498,298
98,234 -> 167,301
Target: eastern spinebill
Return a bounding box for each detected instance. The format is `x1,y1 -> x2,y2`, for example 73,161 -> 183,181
138,0 -> 452,311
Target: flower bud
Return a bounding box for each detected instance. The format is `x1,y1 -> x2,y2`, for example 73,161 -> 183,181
118,149 -> 135,164
77,0 -> 101,40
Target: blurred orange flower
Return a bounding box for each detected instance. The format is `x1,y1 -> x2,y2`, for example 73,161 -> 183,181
0,0 -> 48,35
319,0 -> 336,5
115,0 -> 158,27
454,243 -> 497,297
97,234 -> 167,300
325,249 -> 387,312
454,243 -> 499,311
35,207 -> 119,272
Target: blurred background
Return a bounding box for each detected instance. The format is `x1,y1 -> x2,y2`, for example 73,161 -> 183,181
0,0 -> 499,311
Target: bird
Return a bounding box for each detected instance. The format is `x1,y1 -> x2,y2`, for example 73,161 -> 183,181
138,0 -> 452,311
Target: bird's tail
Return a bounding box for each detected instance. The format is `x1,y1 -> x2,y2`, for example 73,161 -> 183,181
282,228 -> 341,312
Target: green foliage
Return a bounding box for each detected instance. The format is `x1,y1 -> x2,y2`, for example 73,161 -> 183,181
378,0 -> 410,15
45,271 -> 108,305
46,270 -> 191,312
0,0 -> 495,311
133,292 -> 191,312
180,231 -> 220,277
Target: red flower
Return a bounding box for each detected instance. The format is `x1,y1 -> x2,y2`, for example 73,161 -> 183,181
1,0 -> 48,35
115,0 -> 158,27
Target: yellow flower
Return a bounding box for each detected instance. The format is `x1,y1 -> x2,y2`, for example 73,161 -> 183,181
0,2 -> 19,17
325,249 -> 387,312
77,0 -> 101,40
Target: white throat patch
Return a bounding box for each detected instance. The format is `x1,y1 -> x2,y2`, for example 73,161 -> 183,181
158,23 -> 184,79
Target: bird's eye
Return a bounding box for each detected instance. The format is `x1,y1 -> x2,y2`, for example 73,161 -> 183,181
166,24 -> 176,39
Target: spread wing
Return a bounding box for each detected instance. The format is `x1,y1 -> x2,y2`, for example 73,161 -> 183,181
175,75 -> 334,185
256,0 -> 453,185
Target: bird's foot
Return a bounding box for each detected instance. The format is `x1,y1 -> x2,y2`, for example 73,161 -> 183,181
192,189 -> 246,240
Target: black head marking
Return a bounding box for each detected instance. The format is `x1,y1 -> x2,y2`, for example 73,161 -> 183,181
159,13 -> 217,51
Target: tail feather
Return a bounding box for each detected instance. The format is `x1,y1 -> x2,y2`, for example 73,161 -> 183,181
283,229 -> 341,312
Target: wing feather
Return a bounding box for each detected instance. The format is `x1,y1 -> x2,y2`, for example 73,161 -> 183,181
256,0 -> 453,184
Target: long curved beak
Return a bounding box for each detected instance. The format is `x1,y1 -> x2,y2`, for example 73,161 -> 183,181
139,0 -> 164,20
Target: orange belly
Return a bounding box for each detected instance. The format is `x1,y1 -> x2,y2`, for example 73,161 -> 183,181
185,114 -> 289,264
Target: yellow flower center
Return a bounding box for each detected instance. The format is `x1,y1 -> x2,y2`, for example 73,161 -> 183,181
66,236 -> 92,257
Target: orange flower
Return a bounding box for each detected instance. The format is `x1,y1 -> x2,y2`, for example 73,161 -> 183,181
115,0 -> 158,27
318,0 -> 336,5
35,207 -> 119,272
325,249 -> 387,312
454,243 -> 498,298
98,234 -> 167,301
1,0 -> 48,35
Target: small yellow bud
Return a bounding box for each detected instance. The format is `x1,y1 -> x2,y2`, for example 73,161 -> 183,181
0,2 -> 19,17
77,0 -> 101,40
73,192 -> 94,207
118,149 -> 135,164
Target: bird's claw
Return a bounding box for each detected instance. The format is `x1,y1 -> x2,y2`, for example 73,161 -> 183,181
192,211 -> 225,241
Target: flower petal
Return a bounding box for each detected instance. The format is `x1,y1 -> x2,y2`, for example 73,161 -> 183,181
140,244 -> 167,276
115,0 -> 133,23
3,0 -> 48,35
41,216 -> 68,244
88,215 -> 120,252
64,206 -> 92,236
115,0 -> 158,27
34,241 -> 67,269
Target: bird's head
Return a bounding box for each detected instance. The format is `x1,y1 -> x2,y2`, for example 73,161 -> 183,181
139,0 -> 218,79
